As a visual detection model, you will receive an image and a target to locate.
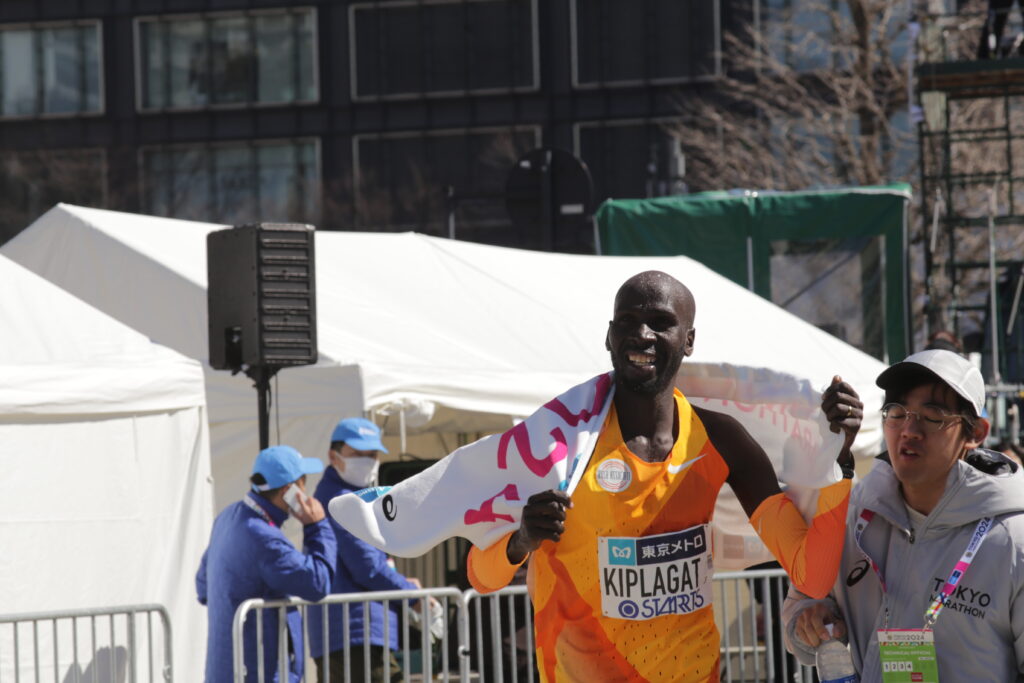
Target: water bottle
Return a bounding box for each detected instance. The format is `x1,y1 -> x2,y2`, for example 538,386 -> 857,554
816,625 -> 858,683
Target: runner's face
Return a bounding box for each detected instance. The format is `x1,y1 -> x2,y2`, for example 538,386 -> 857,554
607,281 -> 694,394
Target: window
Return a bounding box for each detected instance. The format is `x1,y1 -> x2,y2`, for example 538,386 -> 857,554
886,0 -> 912,66
0,149 -> 106,244
141,139 -> 319,225
571,0 -> 719,87
576,119 -> 684,201
353,127 -> 539,232
0,21 -> 102,118
760,0 -> 910,73
770,236 -> 886,359
768,117 -> 837,184
137,8 -> 317,110
761,0 -> 838,72
871,110 -> 917,184
350,0 -> 537,100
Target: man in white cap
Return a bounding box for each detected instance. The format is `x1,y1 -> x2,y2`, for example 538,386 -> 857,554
197,445 -> 336,683
308,418 -> 421,682
785,349 -> 1024,680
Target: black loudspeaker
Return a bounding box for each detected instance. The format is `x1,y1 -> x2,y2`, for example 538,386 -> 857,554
207,223 -> 317,371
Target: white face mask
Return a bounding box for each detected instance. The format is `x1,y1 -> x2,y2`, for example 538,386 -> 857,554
338,456 -> 379,488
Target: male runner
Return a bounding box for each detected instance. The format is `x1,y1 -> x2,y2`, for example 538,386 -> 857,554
467,270 -> 862,682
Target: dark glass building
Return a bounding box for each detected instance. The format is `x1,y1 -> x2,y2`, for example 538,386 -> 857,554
0,0 -> 739,251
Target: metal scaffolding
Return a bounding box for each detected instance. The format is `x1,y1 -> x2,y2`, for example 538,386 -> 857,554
916,4 -> 1024,439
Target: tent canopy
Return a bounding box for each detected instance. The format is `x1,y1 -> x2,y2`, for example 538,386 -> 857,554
0,252 -> 204,416
4,204 -> 888,516
0,254 -> 211,682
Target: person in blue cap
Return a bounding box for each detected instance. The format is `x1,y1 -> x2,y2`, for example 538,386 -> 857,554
308,418 -> 422,682
197,445 -> 337,683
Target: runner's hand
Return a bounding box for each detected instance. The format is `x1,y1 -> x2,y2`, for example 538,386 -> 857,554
507,489 -> 572,563
822,375 -> 862,465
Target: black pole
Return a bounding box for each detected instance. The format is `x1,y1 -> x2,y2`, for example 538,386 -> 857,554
246,366 -> 278,450
540,149 -> 553,251
446,185 -> 457,240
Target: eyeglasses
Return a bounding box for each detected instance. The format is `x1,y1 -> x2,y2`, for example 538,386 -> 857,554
880,402 -> 967,434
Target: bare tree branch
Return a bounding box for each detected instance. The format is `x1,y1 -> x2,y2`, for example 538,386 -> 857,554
673,0 -> 912,193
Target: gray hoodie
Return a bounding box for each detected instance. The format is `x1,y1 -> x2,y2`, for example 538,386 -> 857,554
784,449 -> 1024,681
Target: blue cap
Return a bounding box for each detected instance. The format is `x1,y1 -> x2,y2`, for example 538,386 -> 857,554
331,418 -> 389,454
251,445 -> 323,491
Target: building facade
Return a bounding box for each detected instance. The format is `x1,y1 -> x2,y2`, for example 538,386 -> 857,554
0,0 -> 746,250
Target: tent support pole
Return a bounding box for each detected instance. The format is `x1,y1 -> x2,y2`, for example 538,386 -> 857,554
399,407 -> 407,455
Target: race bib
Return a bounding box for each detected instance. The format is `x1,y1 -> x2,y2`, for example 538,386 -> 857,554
598,524 -> 713,620
878,629 -> 938,683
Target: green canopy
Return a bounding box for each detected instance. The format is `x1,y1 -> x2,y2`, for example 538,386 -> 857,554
595,185 -> 911,362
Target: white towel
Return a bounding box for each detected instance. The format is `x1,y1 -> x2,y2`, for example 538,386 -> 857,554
329,367 -> 845,563
329,373 -> 615,557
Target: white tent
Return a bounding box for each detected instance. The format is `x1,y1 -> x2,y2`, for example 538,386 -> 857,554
0,254 -> 211,683
4,204 -> 888,568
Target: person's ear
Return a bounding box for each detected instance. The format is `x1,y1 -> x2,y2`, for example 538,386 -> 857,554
966,417 -> 991,450
684,327 -> 696,357
605,325 -> 612,352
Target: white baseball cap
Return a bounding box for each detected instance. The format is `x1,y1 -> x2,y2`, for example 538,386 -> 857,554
876,349 -> 986,417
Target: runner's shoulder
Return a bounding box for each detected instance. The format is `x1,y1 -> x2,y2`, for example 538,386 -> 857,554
691,405 -> 760,466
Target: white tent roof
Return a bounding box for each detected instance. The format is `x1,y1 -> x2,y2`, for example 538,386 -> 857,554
0,254 -> 211,682
0,253 -> 204,416
4,203 -> 888,515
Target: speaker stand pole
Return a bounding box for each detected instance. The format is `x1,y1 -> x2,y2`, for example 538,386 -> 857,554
245,365 -> 279,450
540,148 -> 554,252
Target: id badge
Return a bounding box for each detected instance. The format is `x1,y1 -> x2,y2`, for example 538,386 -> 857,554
877,629 -> 938,682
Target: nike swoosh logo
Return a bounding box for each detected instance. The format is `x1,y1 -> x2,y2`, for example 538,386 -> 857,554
668,454 -> 705,475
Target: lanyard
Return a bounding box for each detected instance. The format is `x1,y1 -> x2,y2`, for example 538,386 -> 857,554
923,516 -> 993,626
854,509 -> 993,628
243,495 -> 277,527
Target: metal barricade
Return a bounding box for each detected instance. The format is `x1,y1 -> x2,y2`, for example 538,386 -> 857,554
714,569 -> 816,683
462,587 -> 534,683
458,571 -> 814,683
0,604 -> 172,682
233,572 -> 819,682
233,588 -> 468,683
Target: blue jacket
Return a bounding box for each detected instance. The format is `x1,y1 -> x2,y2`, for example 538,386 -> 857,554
197,492 -> 336,682
308,466 -> 416,658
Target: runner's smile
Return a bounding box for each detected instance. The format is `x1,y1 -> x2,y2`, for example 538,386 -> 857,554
627,351 -> 656,366
626,350 -> 658,375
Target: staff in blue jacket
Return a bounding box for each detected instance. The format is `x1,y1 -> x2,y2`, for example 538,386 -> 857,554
197,445 -> 337,682
308,418 -> 421,682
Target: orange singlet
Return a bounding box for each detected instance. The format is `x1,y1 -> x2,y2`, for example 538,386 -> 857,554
468,389 -> 850,682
